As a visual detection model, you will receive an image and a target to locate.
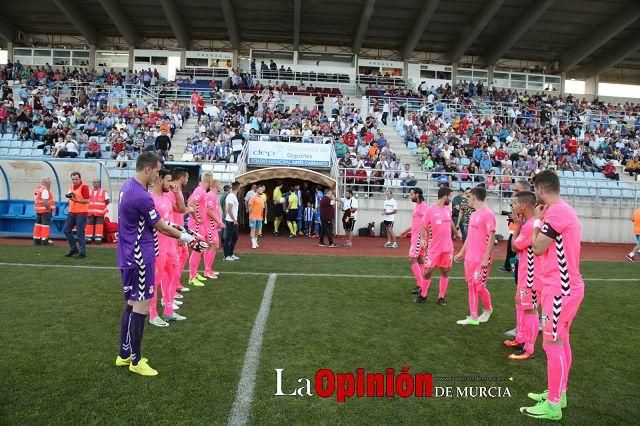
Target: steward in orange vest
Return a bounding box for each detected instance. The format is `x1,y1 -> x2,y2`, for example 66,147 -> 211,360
33,178 -> 55,245
85,179 -> 110,244
63,172 -> 90,258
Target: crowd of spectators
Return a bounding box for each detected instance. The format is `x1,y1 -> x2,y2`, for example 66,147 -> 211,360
0,75 -> 190,167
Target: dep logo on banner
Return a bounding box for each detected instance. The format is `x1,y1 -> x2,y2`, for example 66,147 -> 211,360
247,141 -> 332,167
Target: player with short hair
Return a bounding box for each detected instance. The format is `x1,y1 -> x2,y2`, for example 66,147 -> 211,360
273,182 -> 284,236
167,168 -> 191,294
520,170 -> 585,421
187,172 -> 213,286
286,187 -> 299,238
504,191 -> 540,360
626,207 -> 640,262
399,187 -> 428,297
115,152 -> 205,376
454,186 -> 495,325
249,186 -> 266,248
203,179 -> 224,278
149,169 -> 185,327
418,186 -> 461,305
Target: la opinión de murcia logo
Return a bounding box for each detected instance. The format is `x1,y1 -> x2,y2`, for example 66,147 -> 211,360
275,368 -> 512,402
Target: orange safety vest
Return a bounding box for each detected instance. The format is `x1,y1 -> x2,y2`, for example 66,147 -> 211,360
34,184 -> 55,214
69,184 -> 89,214
88,188 -> 108,216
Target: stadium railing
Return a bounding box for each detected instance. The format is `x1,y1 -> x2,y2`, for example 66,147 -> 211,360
336,167 -> 640,210
357,75 -> 407,87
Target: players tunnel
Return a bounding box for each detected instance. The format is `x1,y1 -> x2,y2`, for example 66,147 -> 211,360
234,167 -> 337,229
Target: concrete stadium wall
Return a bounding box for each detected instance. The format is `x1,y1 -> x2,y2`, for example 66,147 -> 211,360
342,196 -> 638,245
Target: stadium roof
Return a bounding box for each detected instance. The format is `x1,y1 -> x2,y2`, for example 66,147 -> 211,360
1,0 -> 639,78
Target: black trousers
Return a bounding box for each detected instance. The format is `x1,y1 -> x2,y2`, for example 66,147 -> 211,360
504,234 -> 516,271
319,219 -> 334,245
223,220 -> 238,257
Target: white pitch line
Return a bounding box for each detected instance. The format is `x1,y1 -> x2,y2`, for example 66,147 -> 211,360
228,273 -> 277,426
0,262 -> 637,281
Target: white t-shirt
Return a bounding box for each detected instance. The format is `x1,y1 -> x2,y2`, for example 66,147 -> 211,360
225,192 -> 239,222
383,198 -> 397,222
244,189 -> 255,203
341,197 -> 359,220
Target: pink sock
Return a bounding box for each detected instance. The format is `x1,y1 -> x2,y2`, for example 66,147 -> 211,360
477,284 -> 492,312
411,263 -> 422,288
189,251 -> 202,280
515,305 -> 526,343
421,278 -> 431,297
438,276 -> 449,299
467,283 -> 478,318
543,343 -> 566,404
162,269 -> 174,316
524,312 -> 539,354
562,335 -> 572,392
204,250 -> 216,275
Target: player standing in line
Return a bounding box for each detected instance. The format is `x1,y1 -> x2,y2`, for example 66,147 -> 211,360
382,190 -> 398,248
249,185 -> 266,248
454,186 -> 495,325
504,191 -> 540,360
187,172 -> 212,286
626,206 -> 640,262
115,153 -> 205,376
520,171 -> 585,421
399,188 -> 428,297
418,187 -> 461,305
258,185 -> 268,238
203,179 -> 225,278
272,182 -> 284,236
286,187 -> 299,238
166,168 -> 191,294
149,169 -> 186,327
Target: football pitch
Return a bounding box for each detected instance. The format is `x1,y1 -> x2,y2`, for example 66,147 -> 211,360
1,244 -> 639,425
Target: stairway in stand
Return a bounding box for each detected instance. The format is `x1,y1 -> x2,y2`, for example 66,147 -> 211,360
379,121 -> 422,172
169,119 -> 198,160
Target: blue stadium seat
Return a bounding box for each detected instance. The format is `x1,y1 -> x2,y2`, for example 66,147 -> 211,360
7,148 -> 20,156
593,172 -> 605,179
577,188 -> 590,196
576,180 -> 588,188
621,190 -> 635,199
9,141 -> 21,148
606,181 -> 618,188
109,169 -> 123,178
6,203 -> 25,217
563,187 -> 575,196
599,189 -> 612,197
618,182 -> 630,189
0,140 -> 10,148
31,149 -> 43,156
0,147 -> 8,155
573,171 -> 585,178
18,148 -> 32,156
2,134 -> 12,140
20,204 -> 36,218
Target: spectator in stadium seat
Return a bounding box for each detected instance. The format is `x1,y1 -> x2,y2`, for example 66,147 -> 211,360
594,153 -> 607,171
57,135 -> 79,158
624,156 -> 640,177
334,139 -> 347,158
604,161 -> 620,181
85,137 -> 102,159
399,163 -> 417,196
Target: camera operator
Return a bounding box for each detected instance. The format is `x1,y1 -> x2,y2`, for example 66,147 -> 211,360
63,172 -> 90,258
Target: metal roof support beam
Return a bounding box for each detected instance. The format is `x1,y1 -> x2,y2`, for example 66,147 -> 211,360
449,0 -> 505,64
559,6 -> 640,72
51,0 -> 97,46
97,0 -> 137,47
159,0 -> 189,48
0,14 -> 17,42
482,0 -> 555,66
293,0 -> 301,50
220,0 -> 240,51
582,33 -> 640,77
352,0 -> 376,54
401,0 -> 439,59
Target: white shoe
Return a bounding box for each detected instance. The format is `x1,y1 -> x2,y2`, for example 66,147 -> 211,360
504,328 -> 516,338
149,316 -> 169,327
174,293 -> 183,299
172,302 -> 180,310
231,255 -> 240,260
163,312 -> 187,321
392,242 -> 398,248
384,242 -> 392,248
252,244 -> 257,249
478,310 -> 493,323
178,287 -> 190,292
456,317 -> 479,326
224,256 -> 235,261
174,299 -> 183,306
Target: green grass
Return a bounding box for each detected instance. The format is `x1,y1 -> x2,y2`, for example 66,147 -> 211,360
1,245 -> 639,424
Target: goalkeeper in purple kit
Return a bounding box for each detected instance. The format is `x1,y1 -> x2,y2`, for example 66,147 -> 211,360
114,152 -> 207,377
